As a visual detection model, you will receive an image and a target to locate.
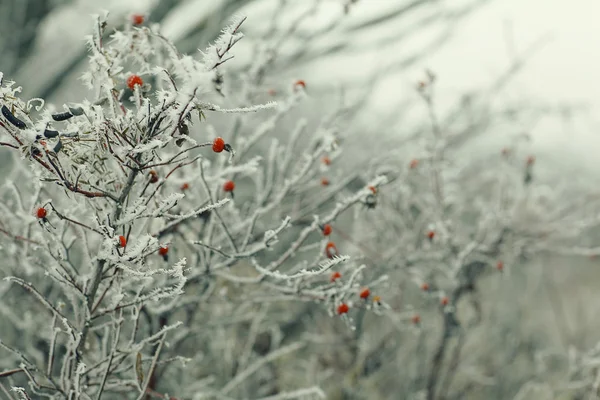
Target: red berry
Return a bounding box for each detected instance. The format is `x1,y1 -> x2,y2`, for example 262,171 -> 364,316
526,155 -> 535,166
127,75 -> 143,90
321,177 -> 330,186
212,137 -> 225,153
410,159 -> 419,169
411,314 -> 421,324
149,170 -> 158,183
118,235 -> 127,248
427,230 -> 435,240
294,80 -> 306,89
322,156 -> 331,166
322,224 -> 332,236
325,242 -> 338,259
496,260 -> 504,271
359,288 -> 370,299
337,303 -> 349,315
181,183 -> 189,191
330,271 -> 342,282
421,282 -> 430,291
441,296 -> 449,306
368,186 -> 377,194
36,207 -> 47,219
132,14 -> 145,25
158,246 -> 169,256
223,180 -> 235,192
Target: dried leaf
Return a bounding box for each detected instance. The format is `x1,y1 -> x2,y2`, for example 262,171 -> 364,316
135,352 -> 144,387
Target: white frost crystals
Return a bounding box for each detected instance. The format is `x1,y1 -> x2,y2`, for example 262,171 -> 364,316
0,7 -> 385,400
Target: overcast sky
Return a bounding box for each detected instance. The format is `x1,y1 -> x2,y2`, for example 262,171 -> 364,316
319,0 -> 600,171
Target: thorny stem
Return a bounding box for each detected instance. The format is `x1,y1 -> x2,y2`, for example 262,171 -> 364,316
426,282 -> 471,400
0,368 -> 23,378
426,229 -> 506,399
0,341 -> 65,397
142,144 -> 208,170
210,16 -> 247,70
199,161 -> 239,254
0,224 -> 40,245
0,141 -> 18,149
95,309 -> 123,400
136,332 -> 167,400
74,158 -> 141,375
49,205 -> 104,235
420,88 -> 448,246
438,330 -> 466,397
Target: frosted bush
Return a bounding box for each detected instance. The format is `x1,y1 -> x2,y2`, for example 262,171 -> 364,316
2,2 -> 599,400
0,10 -> 386,399
347,70 -> 600,399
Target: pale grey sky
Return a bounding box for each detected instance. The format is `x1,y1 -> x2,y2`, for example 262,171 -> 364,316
277,0 -> 600,175
284,0 -> 600,171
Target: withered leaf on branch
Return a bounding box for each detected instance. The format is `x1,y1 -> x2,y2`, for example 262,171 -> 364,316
135,352 -> 145,388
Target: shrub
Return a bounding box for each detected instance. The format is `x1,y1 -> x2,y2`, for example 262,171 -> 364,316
2,3 -> 598,400
0,11 -> 385,399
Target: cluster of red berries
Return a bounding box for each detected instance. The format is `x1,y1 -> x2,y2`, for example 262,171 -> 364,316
117,234 -> 169,260
336,287 -> 377,315
211,137 -> 236,194
420,281 -> 449,306
146,138 -> 236,194
320,151 -> 333,186
115,232 -> 169,260
140,140 -> 237,200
